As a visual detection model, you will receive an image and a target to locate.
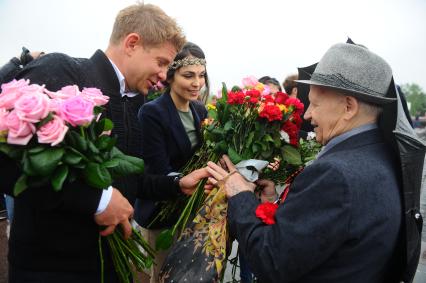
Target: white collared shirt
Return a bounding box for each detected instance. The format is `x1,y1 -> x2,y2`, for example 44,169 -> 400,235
108,59 -> 139,98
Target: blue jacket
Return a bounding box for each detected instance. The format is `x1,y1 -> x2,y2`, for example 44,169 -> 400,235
228,129 -> 403,283
134,91 -> 207,227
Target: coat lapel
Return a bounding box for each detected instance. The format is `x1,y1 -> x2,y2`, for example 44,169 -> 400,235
161,92 -> 192,156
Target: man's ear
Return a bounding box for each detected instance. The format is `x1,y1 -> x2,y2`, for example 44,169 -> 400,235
343,96 -> 359,120
123,33 -> 142,55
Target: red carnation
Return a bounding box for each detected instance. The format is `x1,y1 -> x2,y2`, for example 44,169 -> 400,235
227,91 -> 246,105
261,94 -> 275,103
282,121 -> 299,145
285,97 -> 304,115
246,89 -> 261,104
274,92 -> 289,104
259,104 -> 283,122
255,202 -> 279,225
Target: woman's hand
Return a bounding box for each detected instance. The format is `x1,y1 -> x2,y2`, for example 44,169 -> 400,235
179,167 -> 211,195
206,155 -> 255,198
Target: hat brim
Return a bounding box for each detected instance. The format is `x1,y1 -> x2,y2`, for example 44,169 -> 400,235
295,79 -> 397,105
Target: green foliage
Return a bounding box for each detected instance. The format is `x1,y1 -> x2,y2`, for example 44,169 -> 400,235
401,83 -> 426,115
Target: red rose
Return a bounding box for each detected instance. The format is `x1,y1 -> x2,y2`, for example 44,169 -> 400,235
274,92 -> 289,104
259,104 -> 283,122
255,202 -> 279,225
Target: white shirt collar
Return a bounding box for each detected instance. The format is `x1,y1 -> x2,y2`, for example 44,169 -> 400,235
108,59 -> 138,98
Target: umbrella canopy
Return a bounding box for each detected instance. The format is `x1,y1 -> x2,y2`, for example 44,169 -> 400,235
380,79 -> 426,282
296,63 -> 317,137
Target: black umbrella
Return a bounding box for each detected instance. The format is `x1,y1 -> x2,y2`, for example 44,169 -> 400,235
380,79 -> 426,282
296,63 -> 317,138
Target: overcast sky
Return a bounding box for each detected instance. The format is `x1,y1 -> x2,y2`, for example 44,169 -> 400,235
1,0 -> 425,94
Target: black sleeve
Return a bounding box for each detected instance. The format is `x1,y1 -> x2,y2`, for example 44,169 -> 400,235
137,173 -> 182,201
0,58 -> 22,84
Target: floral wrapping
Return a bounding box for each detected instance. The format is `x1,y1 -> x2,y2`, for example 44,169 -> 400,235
159,186 -> 230,282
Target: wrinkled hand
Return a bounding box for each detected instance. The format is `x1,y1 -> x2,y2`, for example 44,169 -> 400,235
179,167 -> 211,195
207,155 -> 256,198
256,179 -> 277,203
94,188 -> 134,239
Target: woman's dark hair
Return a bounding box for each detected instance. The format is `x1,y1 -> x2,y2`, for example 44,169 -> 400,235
258,76 -> 282,91
165,42 -> 209,92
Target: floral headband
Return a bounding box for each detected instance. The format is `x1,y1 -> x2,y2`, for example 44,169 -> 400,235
168,57 -> 206,70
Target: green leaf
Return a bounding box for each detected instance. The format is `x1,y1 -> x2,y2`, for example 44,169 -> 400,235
103,159 -> 119,168
13,174 -> 28,196
109,154 -> 144,177
0,143 -> 23,160
95,118 -> 113,136
87,140 -> 99,154
208,109 -> 218,120
69,130 -> 87,152
28,148 -> 65,176
213,140 -> 228,154
282,145 -> 302,165
93,106 -> 104,116
155,229 -> 173,251
63,150 -> 83,165
228,148 -> 242,164
51,165 -> 69,191
22,154 -> 37,176
28,145 -> 46,154
95,135 -> 112,151
83,162 -> 112,189
263,134 -> 274,143
224,120 -> 233,131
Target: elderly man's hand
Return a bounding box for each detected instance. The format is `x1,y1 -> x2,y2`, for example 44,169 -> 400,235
207,155 -> 256,198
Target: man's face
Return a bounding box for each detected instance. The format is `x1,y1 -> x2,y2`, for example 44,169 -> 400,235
126,41 -> 176,94
304,85 -> 347,145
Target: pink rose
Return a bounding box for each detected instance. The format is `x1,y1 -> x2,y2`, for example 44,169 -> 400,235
0,108 -> 9,139
241,76 -> 259,88
60,85 -> 81,97
45,85 -> 80,100
61,96 -> 95,127
6,110 -> 36,145
20,83 -> 46,95
49,98 -> 63,115
81,87 -> 109,106
14,92 -> 50,123
0,79 -> 30,109
37,115 -> 69,146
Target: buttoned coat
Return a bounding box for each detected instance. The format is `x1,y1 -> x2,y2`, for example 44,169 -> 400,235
228,129 -> 403,283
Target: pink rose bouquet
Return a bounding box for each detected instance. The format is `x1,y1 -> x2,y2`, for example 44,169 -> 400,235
0,79 -> 154,283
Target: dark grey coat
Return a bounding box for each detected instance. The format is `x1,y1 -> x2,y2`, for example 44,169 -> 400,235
228,129 -> 403,283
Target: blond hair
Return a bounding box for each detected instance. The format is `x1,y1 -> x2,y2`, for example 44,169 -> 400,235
109,3 -> 186,51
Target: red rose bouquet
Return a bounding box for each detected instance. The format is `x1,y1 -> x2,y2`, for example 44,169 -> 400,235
156,76 -> 306,282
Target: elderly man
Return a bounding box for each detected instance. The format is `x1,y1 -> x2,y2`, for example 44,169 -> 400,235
208,43 -> 405,282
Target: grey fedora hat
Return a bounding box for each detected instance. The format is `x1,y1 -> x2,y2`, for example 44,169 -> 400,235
296,43 -> 397,105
